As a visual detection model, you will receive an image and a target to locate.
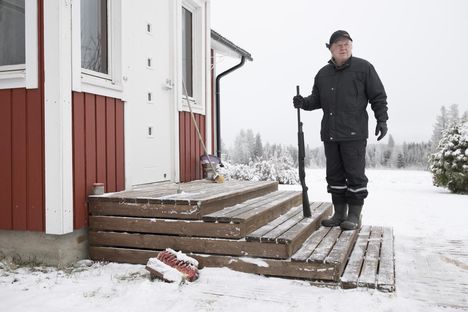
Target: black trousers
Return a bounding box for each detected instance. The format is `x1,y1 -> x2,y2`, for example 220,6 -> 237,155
324,140 -> 368,206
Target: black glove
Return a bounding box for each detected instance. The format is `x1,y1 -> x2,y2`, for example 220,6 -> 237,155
375,121 -> 388,141
293,95 -> 305,108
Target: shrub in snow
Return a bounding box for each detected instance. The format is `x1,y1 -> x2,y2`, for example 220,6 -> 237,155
429,121 -> 468,194
219,159 -> 299,185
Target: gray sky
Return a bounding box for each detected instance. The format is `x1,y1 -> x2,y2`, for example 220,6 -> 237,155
211,0 -> 468,148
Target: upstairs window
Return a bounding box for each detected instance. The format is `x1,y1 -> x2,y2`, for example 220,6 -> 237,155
182,7 -> 193,97
81,0 -> 109,76
0,0 -> 25,69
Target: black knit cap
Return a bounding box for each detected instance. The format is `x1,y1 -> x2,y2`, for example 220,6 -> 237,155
326,30 -> 352,48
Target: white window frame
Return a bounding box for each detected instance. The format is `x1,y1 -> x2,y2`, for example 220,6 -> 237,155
178,0 -> 205,115
72,0 -> 122,99
0,0 -> 38,89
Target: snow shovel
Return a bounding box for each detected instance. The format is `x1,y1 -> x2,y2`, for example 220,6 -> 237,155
296,85 -> 311,217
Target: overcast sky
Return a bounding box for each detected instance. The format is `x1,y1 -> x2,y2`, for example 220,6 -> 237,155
210,0 -> 468,148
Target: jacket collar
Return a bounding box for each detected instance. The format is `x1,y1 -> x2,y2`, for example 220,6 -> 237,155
329,56 -> 352,71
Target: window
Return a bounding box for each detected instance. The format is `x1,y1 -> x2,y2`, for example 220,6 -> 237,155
0,0 -> 25,69
81,0 -> 109,76
74,0 -> 122,97
0,0 -> 37,89
182,7 -> 193,97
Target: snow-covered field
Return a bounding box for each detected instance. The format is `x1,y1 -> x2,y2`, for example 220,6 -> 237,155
1,169 -> 467,312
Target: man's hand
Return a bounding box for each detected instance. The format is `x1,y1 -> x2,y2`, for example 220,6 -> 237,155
375,121 -> 388,141
293,95 -> 305,108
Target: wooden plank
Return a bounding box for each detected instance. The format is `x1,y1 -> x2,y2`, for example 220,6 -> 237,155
26,89 -> 44,231
234,191 -> 300,222
243,192 -> 302,235
377,227 -> 395,292
72,92 -> 88,229
89,231 -> 291,259
89,200 -> 201,219
204,191 -> 285,222
89,215 -> 244,238
325,229 -> 359,281
85,93 -> 97,197
340,225 -> 371,289
89,246 -> 160,264
260,205 -> 313,243
277,202 -> 331,244
246,205 -> 302,242
308,227 -> 342,263
358,226 -> 383,288
292,227 -> 331,262
11,89 -> 27,230
105,97 -> 116,192
115,99 -> 125,190
179,111 -> 187,182
0,89 -> 12,230
95,95 -> 107,186
89,246 -> 338,281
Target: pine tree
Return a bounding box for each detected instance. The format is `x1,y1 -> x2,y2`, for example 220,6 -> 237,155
253,133 -> 263,160
431,106 -> 449,150
429,121 -> 468,194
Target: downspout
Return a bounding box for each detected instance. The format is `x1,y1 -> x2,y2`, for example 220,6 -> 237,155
215,56 -> 246,158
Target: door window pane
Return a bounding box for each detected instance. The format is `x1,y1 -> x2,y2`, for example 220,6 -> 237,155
0,0 -> 25,67
182,7 -> 193,97
81,0 -> 108,74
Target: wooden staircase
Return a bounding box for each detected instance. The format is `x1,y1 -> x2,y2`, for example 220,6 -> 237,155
88,180 -> 394,290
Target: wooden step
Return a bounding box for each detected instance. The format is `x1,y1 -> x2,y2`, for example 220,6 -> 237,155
88,225 -> 357,282
89,190 -> 302,239
88,201 -> 332,259
202,190 -> 302,235
341,226 -> 395,292
89,225 -> 394,289
88,180 -> 278,220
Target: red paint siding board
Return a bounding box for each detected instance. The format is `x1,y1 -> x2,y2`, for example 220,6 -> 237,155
179,112 -> 186,182
72,92 -> 87,229
84,93 -> 97,208
11,89 -> 28,230
195,114 -> 201,179
105,97 -> 116,192
95,95 -> 107,186
115,100 -> 125,191
26,89 -> 44,231
200,114 -> 206,179
0,90 -> 12,230
191,114 -> 197,181
184,113 -> 191,182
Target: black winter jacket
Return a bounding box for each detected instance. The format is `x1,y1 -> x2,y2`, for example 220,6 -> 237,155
303,56 -> 388,142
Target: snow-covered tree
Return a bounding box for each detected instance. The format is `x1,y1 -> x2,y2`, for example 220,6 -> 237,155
253,133 -> 263,160
431,106 -> 449,150
429,121 -> 468,194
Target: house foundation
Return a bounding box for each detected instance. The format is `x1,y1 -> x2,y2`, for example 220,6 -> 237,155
0,229 -> 88,267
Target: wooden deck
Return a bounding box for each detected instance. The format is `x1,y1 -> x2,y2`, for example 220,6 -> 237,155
88,180 -> 395,290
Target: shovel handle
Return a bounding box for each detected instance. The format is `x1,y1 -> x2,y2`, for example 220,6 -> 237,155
296,85 -> 300,96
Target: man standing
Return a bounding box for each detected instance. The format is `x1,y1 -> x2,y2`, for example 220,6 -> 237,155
293,30 -> 388,230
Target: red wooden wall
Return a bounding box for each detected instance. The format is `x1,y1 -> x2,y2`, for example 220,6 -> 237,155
0,89 -> 45,231
72,92 -> 125,229
0,0 -> 45,232
179,112 -> 206,182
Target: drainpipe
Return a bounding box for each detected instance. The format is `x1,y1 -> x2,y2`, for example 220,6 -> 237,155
215,56 -> 246,158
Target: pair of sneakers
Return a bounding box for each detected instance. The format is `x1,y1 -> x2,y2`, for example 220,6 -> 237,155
321,204 -> 362,230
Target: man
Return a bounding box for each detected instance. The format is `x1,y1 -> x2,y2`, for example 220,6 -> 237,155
293,30 -> 388,230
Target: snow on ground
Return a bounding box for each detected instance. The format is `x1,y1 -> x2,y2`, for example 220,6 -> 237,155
1,169 -> 467,312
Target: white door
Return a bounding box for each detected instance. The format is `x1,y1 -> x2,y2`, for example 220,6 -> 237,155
122,0 -> 175,186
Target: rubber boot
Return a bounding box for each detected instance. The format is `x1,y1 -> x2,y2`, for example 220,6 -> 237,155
321,204 -> 347,227
340,204 -> 363,230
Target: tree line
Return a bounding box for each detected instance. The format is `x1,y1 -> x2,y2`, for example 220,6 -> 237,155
223,104 -> 467,170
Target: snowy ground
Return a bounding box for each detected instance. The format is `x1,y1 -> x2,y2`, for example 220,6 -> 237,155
1,169 -> 467,312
